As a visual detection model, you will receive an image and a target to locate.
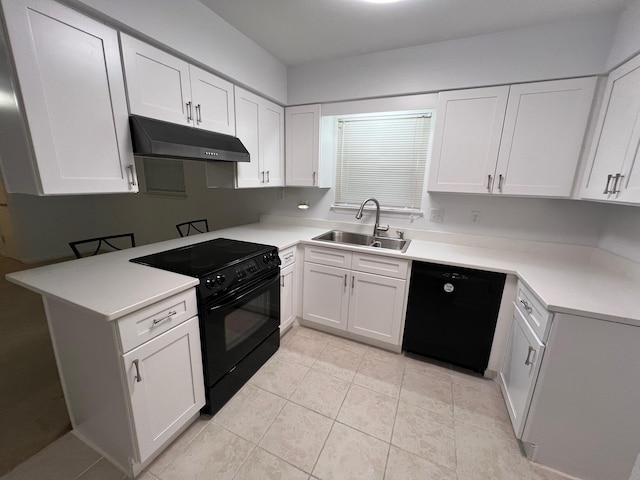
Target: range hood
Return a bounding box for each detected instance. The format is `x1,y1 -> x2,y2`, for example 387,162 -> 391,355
129,115 -> 249,162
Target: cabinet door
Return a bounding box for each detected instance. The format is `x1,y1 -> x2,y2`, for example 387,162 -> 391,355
235,87 -> 262,188
619,145 -> 640,203
499,305 -> 545,438
347,271 -> 406,345
302,263 -> 349,331
260,100 -> 285,187
286,105 -> 320,186
427,86 -> 509,193
2,0 -> 135,194
120,34 -> 192,127
496,78 -> 596,197
189,65 -> 235,136
280,263 -> 296,333
122,317 -> 205,463
582,54 -> 640,200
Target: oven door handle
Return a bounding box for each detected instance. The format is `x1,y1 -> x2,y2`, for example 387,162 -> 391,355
207,271 -> 280,313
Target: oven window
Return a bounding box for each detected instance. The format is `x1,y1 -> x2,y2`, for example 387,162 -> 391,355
225,295 -> 271,350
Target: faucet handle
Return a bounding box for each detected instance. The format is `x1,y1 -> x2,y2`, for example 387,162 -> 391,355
396,230 -> 404,239
377,224 -> 389,233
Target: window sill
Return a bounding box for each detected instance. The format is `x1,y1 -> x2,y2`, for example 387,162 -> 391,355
330,205 -> 424,219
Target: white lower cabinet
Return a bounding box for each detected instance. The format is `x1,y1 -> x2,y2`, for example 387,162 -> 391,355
302,246 -> 408,347
43,289 -> 204,478
280,263 -> 296,332
122,317 -> 204,464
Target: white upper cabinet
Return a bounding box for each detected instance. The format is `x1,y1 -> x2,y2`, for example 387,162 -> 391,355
582,54 -> 640,205
0,0 -> 136,195
235,87 -> 284,188
496,78 -> 596,197
286,104 -> 321,186
428,78 -> 596,198
428,86 -> 509,194
120,34 -> 235,136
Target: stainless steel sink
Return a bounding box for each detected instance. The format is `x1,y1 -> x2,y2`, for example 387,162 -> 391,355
312,230 -> 411,253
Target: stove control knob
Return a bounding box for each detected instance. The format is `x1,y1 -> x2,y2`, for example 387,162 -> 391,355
215,274 -> 226,285
263,254 -> 270,264
205,278 -> 215,289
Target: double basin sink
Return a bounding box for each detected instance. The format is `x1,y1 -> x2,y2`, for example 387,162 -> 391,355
312,230 -> 411,253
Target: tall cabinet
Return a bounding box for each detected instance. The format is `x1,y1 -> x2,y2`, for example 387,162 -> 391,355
0,0 -> 136,195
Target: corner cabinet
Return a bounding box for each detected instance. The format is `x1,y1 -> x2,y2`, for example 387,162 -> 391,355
302,246 -> 409,347
581,53 -> 640,204
235,87 -> 285,188
43,290 -> 205,478
428,77 -> 597,197
0,0 -> 137,195
120,34 -> 235,136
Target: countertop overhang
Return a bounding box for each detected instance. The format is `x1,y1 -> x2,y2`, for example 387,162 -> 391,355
6,221 -> 639,326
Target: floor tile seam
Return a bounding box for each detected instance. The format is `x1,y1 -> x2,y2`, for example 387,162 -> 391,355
451,379 -> 504,399
228,443 -> 258,480
72,455 -> 104,480
309,417 -> 336,477
450,401 -> 514,435
404,365 -> 456,385
347,378 -> 401,403
398,390 -> 455,418
395,398 -> 456,430
333,417 -> 394,445
451,413 -> 520,448
252,395 -> 290,446
287,389 -> 344,421
249,367 -> 310,401
308,361 -> 358,384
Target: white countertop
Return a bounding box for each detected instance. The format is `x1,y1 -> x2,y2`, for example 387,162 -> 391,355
6,221 -> 640,326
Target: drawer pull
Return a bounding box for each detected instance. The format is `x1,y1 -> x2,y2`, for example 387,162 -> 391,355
524,346 -> 536,366
284,253 -> 294,260
152,310 -> 177,326
520,299 -> 532,314
133,359 -> 142,383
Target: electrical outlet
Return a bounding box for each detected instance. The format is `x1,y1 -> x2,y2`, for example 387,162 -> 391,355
470,211 -> 481,224
429,208 -> 444,223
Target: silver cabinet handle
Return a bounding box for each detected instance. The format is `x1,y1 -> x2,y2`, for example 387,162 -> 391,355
284,253 -> 294,260
344,274 -> 347,289
613,173 -> 624,194
133,359 -> 142,383
260,171 -> 265,183
280,275 -> 284,287
196,104 -> 202,123
127,165 -> 136,187
351,276 -> 354,292
519,299 -> 532,314
186,101 -> 193,122
487,174 -> 493,191
498,174 -> 504,192
266,171 -> 270,183
152,310 -> 176,326
524,346 -> 536,366
313,171 -> 317,185
603,174 -> 613,194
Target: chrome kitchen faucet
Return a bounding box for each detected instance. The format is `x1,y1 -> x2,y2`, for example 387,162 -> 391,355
355,198 -> 389,237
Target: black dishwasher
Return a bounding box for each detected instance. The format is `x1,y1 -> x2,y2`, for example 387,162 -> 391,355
402,261 -> 506,373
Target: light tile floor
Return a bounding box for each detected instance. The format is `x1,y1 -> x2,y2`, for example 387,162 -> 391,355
1,324 -> 582,480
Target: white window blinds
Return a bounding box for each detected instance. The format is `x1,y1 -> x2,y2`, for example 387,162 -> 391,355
335,112 -> 432,212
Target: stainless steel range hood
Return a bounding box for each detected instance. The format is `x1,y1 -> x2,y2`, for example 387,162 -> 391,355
129,115 -> 249,162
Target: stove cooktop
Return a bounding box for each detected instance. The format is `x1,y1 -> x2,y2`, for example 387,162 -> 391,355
129,238 -> 276,278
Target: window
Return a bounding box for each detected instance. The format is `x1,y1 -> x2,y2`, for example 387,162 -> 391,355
142,158 -> 186,196
334,111 -> 432,213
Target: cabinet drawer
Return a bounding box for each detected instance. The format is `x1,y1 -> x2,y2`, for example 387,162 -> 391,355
117,289 -> 198,353
515,281 -> 552,341
279,246 -> 296,268
352,253 -> 409,279
304,246 -> 352,268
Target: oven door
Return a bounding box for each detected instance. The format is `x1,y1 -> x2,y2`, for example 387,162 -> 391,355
201,269 -> 280,386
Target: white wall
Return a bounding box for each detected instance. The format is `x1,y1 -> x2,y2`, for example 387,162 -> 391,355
607,0 -> 640,69
597,203 -> 640,263
288,13 -> 617,104
64,0 -> 287,104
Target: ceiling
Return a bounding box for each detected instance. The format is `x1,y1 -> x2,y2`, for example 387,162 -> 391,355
198,0 -> 628,66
